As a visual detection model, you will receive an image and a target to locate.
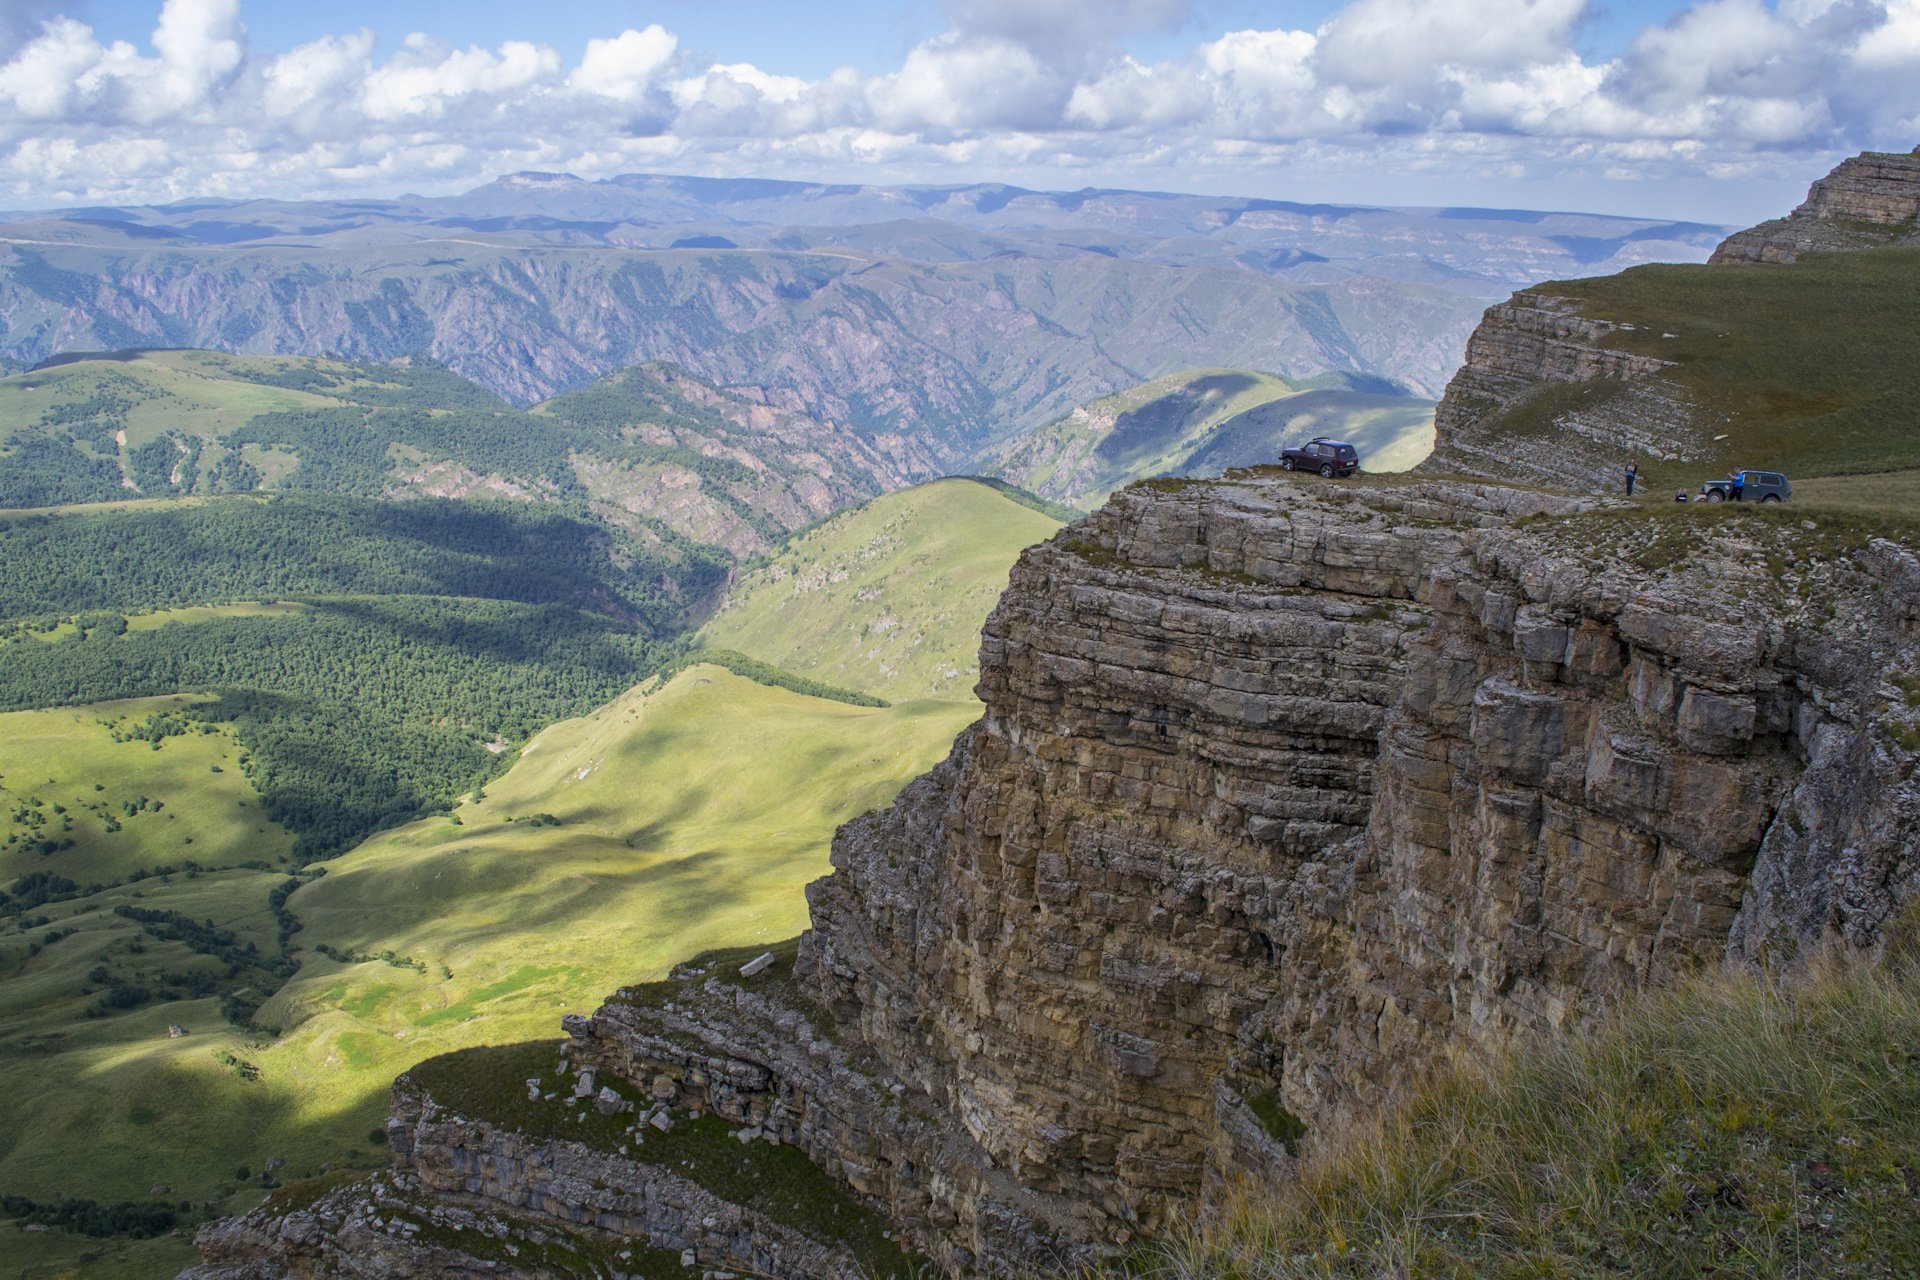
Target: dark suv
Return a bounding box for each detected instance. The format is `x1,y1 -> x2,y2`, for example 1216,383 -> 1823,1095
1281,437 -> 1360,477
1699,470 -> 1790,503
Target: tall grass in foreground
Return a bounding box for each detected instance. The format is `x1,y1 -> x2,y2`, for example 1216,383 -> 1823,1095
1114,945 -> 1920,1279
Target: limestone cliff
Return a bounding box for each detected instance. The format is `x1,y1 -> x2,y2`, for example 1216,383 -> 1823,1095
1712,147 -> 1920,263
182,152 -> 1920,1280
187,471 -> 1920,1278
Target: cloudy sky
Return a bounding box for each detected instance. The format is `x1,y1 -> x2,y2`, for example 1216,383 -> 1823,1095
0,0 -> 1915,223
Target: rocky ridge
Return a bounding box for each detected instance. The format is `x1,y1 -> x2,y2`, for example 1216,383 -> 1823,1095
1424,146 -> 1920,491
1712,147 -> 1920,263
187,471 -> 1920,1278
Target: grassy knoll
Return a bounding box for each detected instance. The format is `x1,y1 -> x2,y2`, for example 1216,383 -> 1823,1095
267,665 -> 977,1068
700,477 -> 1062,702
0,696 -> 294,885
0,1231 -> 198,1279
0,351 -> 336,443
1113,951 -> 1920,1279
983,368 -> 1435,509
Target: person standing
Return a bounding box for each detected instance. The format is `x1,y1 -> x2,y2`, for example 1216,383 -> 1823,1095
1624,460 -> 1638,496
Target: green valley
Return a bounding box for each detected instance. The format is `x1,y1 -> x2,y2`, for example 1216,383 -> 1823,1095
700,478 -> 1063,702
0,475 -> 1055,1276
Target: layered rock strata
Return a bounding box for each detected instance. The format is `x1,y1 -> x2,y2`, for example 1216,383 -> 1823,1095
1424,291 -> 1689,486
569,477 -> 1920,1273
1426,146 -> 1920,491
188,471 -> 1920,1278
1712,147 -> 1920,263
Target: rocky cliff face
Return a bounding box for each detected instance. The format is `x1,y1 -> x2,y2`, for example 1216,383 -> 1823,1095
182,151 -> 1920,1279
779,476 -> 1917,1268
1712,147 -> 1920,263
189,469 -> 1920,1278
1423,292 -> 1692,487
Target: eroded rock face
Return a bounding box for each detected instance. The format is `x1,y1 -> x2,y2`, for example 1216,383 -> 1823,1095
573,476 -> 1920,1273
1712,147 -> 1920,264
1425,292 -> 1690,488
187,475 -> 1920,1279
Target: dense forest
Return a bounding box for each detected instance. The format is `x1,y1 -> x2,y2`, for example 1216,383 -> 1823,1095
0,597 -> 678,860
0,362 -> 870,866
0,495 -> 717,859
0,494 -> 725,629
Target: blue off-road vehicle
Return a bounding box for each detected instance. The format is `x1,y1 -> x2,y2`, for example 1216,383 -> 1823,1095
1280,437 -> 1360,477
1699,470 -> 1791,503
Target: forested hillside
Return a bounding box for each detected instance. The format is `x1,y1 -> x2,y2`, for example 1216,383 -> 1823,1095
0,350 -> 903,559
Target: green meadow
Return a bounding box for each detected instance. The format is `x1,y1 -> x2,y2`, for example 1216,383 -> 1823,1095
0,696 -> 295,884
1499,246 -> 1920,484
0,478 -> 1056,1267
701,477 -> 1061,703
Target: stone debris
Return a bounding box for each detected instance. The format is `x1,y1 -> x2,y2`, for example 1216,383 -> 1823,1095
738,952 -> 776,978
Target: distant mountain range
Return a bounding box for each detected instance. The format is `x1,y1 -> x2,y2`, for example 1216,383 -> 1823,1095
0,173 -> 1724,464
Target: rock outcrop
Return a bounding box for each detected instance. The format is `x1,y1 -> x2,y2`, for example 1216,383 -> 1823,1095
1712,147 -> 1920,263
757,477 -> 1915,1270
192,468 -> 1920,1278
1424,291 -> 1693,487
1424,145 -> 1920,491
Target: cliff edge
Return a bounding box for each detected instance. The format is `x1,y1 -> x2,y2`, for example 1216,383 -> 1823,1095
189,473 -> 1920,1278
1424,146 -> 1920,491
184,153 -> 1920,1279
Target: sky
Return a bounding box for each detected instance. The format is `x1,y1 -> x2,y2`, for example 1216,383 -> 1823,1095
0,1 -> 1915,223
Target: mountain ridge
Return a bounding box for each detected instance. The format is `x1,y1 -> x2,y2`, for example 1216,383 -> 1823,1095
0,173 -> 1722,441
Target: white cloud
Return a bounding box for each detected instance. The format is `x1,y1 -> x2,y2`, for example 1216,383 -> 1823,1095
360,36 -> 559,120
1315,0 -> 1585,88
260,32 -> 374,120
0,17 -> 118,120
1854,0 -> 1920,67
867,34 -> 1064,131
0,0 -> 1912,211
571,26 -> 676,103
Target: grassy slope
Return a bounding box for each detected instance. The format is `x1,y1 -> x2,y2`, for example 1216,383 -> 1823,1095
0,477 -> 1053,1261
0,350 -> 335,443
1124,954 -> 1920,1279
1487,247 -> 1920,486
698,477 -> 1062,703
984,368 -> 1435,509
0,695 -> 296,884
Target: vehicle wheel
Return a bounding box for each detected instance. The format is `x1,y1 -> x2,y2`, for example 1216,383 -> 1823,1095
1760,494 -> 1781,504
1705,490 -> 1725,504
1319,463 -> 1335,478
1281,457 -> 1295,471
